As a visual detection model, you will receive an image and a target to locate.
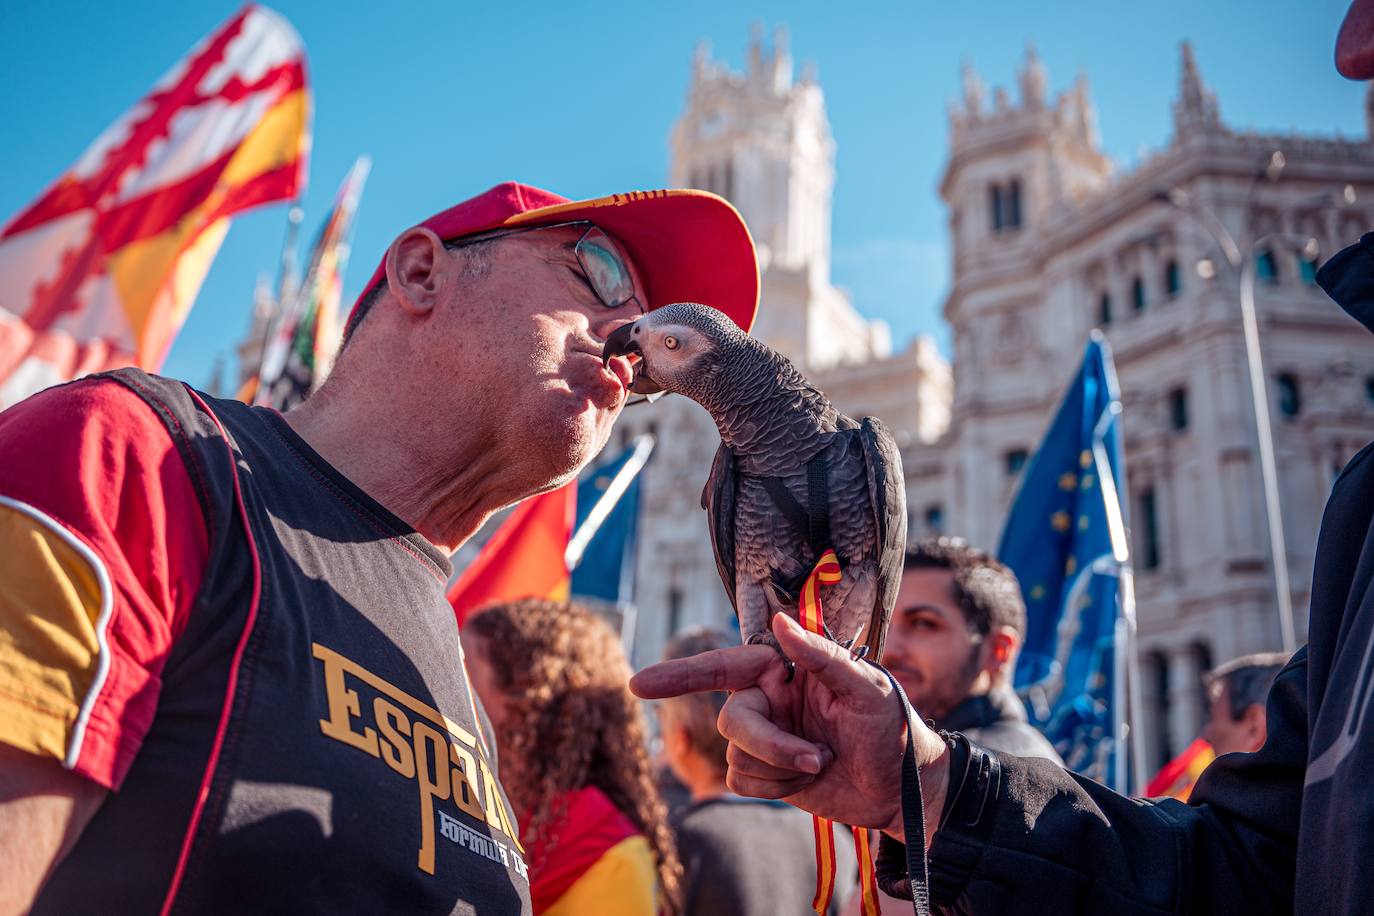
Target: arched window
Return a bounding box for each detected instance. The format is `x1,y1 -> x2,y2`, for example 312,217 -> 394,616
1139,485 -> 1161,569
1004,448 -> 1029,477
1300,253 -> 1320,284
1168,387 -> 1189,432
1164,259 -> 1181,298
1131,275 -> 1146,313
1007,178 -> 1023,229
668,587 -> 684,636
1192,642 -> 1215,713
1277,372 -> 1301,418
1099,291 -> 1113,326
1149,651 -> 1173,767
1255,247 -> 1280,284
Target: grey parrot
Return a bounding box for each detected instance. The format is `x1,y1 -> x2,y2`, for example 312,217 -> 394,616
602,302 -> 906,668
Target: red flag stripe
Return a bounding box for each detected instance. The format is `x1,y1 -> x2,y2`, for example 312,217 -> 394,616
797,549 -> 880,916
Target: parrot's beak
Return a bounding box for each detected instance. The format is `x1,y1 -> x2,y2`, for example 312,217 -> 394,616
602,322 -> 664,395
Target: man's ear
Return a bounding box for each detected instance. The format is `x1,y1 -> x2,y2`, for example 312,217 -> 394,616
986,625 -> 1021,679
385,227 -> 447,317
1241,701 -> 1268,752
669,722 -> 689,755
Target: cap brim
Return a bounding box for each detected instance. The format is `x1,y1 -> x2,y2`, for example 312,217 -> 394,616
501,189 -> 759,333
1338,0 -> 1374,78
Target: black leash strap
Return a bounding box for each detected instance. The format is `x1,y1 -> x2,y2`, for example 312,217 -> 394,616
756,453 -> 839,563
758,475 -> 812,544
872,664 -> 931,916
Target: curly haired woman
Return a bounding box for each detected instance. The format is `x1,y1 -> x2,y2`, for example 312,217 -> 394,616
464,599 -> 682,915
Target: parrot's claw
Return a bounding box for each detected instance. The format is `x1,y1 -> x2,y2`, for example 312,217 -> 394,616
745,631 -> 797,683
836,636 -> 869,661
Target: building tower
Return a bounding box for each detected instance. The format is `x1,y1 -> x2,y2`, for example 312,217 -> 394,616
938,46 -> 1113,547
670,25 -> 889,370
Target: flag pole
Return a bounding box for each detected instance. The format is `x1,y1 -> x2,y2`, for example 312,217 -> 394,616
1092,398 -> 1147,794
565,434 -> 655,570
255,204 -> 303,396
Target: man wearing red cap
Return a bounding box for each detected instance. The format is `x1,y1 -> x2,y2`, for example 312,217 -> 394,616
0,182 -> 758,914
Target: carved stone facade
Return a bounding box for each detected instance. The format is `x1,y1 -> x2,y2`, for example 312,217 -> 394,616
937,43 -> 1374,770
628,34 -> 1374,774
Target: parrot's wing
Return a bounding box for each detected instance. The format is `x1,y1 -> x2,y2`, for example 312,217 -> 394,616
859,416 -> 907,661
702,441 -> 740,616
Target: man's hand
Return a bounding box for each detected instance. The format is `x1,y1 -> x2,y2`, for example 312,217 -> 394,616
631,613 -> 950,845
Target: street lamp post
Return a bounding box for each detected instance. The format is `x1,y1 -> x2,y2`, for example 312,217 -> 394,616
1156,153 -> 1353,654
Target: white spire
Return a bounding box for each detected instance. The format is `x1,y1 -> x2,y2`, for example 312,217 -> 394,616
1173,41 -> 1220,137
961,60 -> 985,116
1019,43 -> 1047,110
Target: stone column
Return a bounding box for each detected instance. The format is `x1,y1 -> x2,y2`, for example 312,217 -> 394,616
1167,646 -> 1202,755
1140,243 -> 1159,312
1137,650 -> 1167,774
1105,256 -> 1123,325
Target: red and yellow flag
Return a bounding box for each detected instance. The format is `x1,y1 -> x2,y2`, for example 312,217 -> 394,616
1146,737 -> 1215,801
0,4 -> 309,408
447,483 -> 577,627
798,550 -> 881,916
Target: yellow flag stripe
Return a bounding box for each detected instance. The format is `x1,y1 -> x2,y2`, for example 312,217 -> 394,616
797,549 -> 880,916
810,814 -> 837,915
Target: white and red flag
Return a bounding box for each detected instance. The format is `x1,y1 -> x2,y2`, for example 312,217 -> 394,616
0,4 -> 310,408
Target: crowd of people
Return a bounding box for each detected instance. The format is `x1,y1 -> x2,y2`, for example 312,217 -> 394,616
445,540 -> 1303,913
0,160 -> 1368,912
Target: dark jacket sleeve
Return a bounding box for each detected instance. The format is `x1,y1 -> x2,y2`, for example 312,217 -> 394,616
908,648 -> 1308,914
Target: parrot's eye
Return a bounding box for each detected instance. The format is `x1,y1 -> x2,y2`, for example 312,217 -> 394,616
664,335 -> 679,350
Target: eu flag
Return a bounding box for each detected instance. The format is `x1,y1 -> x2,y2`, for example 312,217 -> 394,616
998,333 -> 1128,788
569,437 -> 651,605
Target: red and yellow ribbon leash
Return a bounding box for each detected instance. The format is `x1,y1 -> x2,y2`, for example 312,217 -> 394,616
797,549 -> 881,916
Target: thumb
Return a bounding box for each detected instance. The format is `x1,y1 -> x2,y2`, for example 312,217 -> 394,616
773,613 -> 878,700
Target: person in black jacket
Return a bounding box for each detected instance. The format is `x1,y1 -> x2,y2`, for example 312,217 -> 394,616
884,539 -> 1062,764
631,233 -> 1374,915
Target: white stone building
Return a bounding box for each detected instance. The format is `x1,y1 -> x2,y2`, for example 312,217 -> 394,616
618,31 -> 1374,774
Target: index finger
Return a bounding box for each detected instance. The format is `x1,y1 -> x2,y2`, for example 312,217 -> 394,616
629,645 -> 778,699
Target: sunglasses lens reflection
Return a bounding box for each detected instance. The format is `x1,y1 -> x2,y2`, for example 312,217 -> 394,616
577,228 -> 634,308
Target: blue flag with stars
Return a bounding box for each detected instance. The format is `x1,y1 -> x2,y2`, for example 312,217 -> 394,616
570,441 -> 647,605
999,333 -> 1127,789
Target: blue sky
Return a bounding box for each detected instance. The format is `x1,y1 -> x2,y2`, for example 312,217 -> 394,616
1,1 -> 1365,388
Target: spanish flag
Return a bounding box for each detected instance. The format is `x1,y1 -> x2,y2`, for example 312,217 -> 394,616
448,482 -> 577,627
0,5 -> 309,408
1146,738 -> 1216,801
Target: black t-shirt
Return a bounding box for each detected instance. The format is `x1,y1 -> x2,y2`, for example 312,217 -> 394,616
673,794 -> 857,916
35,370 -> 532,915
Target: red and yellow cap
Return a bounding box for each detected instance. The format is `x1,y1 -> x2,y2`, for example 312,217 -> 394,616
347,181 -> 760,335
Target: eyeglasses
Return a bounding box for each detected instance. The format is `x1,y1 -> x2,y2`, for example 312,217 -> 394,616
443,220 -> 643,315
